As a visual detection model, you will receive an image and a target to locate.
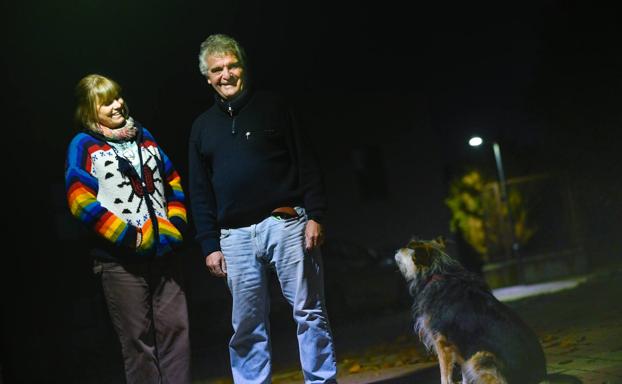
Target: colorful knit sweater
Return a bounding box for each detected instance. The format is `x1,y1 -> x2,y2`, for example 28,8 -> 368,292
65,126 -> 187,260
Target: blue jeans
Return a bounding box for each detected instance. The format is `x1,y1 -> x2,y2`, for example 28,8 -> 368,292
220,207 -> 338,384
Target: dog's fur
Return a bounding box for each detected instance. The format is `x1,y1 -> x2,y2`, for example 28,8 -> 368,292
395,237 -> 547,384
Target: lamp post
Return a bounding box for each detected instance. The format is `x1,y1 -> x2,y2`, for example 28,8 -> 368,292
469,136 -> 523,282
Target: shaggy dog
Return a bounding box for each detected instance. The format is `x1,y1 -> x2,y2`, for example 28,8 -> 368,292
395,237 -> 547,384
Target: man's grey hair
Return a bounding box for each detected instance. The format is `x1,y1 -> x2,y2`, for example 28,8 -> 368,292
198,34 -> 247,76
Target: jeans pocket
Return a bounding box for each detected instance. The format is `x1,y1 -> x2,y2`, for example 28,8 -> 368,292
93,260 -> 104,275
294,206 -> 306,219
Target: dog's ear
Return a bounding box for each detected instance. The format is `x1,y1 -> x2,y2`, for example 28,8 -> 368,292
415,247 -> 434,267
406,237 -> 421,250
434,236 -> 446,249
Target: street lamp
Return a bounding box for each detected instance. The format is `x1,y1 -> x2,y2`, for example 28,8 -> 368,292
469,136 -> 523,281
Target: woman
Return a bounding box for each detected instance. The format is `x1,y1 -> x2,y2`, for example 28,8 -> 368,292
65,74 -> 190,383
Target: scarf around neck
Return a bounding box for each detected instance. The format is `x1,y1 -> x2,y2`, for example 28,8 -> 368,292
90,116 -> 138,142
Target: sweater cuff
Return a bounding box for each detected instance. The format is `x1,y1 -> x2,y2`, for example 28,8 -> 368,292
170,216 -> 188,237
122,225 -> 138,249
200,237 -> 221,257
306,211 -> 324,224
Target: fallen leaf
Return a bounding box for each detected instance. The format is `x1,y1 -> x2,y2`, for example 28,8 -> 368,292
348,363 -> 361,373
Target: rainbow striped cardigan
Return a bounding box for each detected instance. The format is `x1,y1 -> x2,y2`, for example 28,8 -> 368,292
65,126 -> 187,259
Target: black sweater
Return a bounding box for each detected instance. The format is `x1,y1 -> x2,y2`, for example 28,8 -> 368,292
188,89 -> 326,256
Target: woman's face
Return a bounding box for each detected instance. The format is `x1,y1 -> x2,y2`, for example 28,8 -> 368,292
97,97 -> 126,128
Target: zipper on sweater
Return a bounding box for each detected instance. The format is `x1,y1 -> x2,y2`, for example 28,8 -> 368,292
228,105 -> 237,135
136,140 -> 159,256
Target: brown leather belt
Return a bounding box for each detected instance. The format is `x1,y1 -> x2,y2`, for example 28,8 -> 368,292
271,206 -> 298,219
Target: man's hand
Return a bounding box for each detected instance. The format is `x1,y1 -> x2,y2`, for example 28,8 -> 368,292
305,219 -> 324,251
206,251 -> 227,277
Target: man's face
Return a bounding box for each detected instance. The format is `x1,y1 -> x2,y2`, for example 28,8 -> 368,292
205,53 -> 245,100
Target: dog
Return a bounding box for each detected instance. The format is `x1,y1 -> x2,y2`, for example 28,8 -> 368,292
395,237 -> 547,384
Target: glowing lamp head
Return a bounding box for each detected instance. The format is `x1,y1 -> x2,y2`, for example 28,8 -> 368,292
469,136 -> 483,147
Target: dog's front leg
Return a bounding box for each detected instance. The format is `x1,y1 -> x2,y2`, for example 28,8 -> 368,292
434,335 -> 456,384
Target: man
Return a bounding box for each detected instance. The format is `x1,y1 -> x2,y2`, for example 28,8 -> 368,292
188,34 -> 338,384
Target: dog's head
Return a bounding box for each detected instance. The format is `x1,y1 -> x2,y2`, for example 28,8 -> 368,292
394,236 -> 447,282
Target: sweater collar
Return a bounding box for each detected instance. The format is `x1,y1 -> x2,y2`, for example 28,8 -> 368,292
215,87 -> 253,116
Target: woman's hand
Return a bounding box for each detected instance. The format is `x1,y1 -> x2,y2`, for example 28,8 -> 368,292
136,228 -> 142,248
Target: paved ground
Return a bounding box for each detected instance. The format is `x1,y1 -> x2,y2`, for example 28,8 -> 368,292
193,263 -> 622,384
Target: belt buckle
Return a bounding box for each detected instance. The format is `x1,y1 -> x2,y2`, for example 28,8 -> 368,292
272,207 -> 298,220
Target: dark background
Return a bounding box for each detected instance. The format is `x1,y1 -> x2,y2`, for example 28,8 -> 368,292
2,0 -> 621,382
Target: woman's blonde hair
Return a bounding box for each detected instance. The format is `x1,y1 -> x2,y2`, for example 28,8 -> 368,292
74,74 -> 129,130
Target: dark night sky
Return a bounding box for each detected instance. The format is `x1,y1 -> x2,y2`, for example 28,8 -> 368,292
2,0 -> 620,284
1,0 -> 621,380
3,1 -> 620,171
4,0 -> 617,239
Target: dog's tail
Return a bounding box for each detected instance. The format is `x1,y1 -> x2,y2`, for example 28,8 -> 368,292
463,351 -> 507,384
539,373 -> 582,384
